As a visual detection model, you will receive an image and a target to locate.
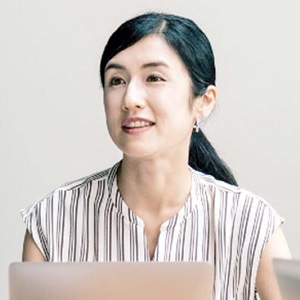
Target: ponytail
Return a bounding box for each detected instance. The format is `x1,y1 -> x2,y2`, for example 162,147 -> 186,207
189,129 -> 238,186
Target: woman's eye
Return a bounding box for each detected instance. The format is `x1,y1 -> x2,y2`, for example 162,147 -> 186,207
147,75 -> 165,82
109,77 -> 126,86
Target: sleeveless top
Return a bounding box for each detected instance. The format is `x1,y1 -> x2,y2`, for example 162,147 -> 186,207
21,161 -> 282,299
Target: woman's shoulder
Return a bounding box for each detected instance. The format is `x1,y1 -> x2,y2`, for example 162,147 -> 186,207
21,162 -> 120,217
190,167 -> 279,211
191,168 -> 284,243
59,166 -> 112,191
191,167 -> 245,195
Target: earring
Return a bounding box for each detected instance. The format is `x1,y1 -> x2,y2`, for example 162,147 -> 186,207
193,116 -> 203,133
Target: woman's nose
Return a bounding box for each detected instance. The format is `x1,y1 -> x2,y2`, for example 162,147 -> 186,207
122,81 -> 146,111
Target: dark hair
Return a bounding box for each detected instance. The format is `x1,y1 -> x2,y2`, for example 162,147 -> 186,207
100,12 -> 237,186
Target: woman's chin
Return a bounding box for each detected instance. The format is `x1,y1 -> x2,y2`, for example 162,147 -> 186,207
121,148 -> 157,160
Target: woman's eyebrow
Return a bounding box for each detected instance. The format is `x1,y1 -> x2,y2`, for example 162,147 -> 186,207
142,61 -> 169,69
105,61 -> 169,73
105,63 -> 125,72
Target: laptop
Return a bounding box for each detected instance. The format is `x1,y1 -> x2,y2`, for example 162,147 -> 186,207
9,261 -> 213,300
273,258 -> 300,300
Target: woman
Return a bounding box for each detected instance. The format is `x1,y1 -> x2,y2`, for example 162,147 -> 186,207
22,12 -> 291,299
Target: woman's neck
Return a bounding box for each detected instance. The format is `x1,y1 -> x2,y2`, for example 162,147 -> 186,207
117,156 -> 192,215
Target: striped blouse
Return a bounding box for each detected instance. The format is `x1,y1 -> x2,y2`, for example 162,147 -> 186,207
21,161 -> 282,299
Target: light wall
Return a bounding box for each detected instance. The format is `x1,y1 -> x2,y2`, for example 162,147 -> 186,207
1,0 -> 299,298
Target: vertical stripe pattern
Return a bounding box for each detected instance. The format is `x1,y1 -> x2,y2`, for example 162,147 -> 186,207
21,161 -> 283,300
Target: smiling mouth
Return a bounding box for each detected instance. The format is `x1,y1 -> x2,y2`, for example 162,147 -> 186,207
123,120 -> 155,129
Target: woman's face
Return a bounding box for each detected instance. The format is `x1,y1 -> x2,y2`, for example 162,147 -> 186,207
103,35 -> 199,160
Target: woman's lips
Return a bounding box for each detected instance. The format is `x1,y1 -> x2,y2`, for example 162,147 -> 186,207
122,117 -> 155,134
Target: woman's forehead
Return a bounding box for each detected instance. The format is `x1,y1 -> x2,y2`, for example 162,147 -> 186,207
105,35 -> 187,73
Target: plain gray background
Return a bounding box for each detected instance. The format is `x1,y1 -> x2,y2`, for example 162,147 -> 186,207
1,0 -> 300,298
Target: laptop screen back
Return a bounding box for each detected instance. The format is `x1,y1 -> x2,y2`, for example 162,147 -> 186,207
9,261 -> 213,300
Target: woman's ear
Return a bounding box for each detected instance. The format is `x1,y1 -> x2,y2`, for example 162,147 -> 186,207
193,85 -> 217,119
